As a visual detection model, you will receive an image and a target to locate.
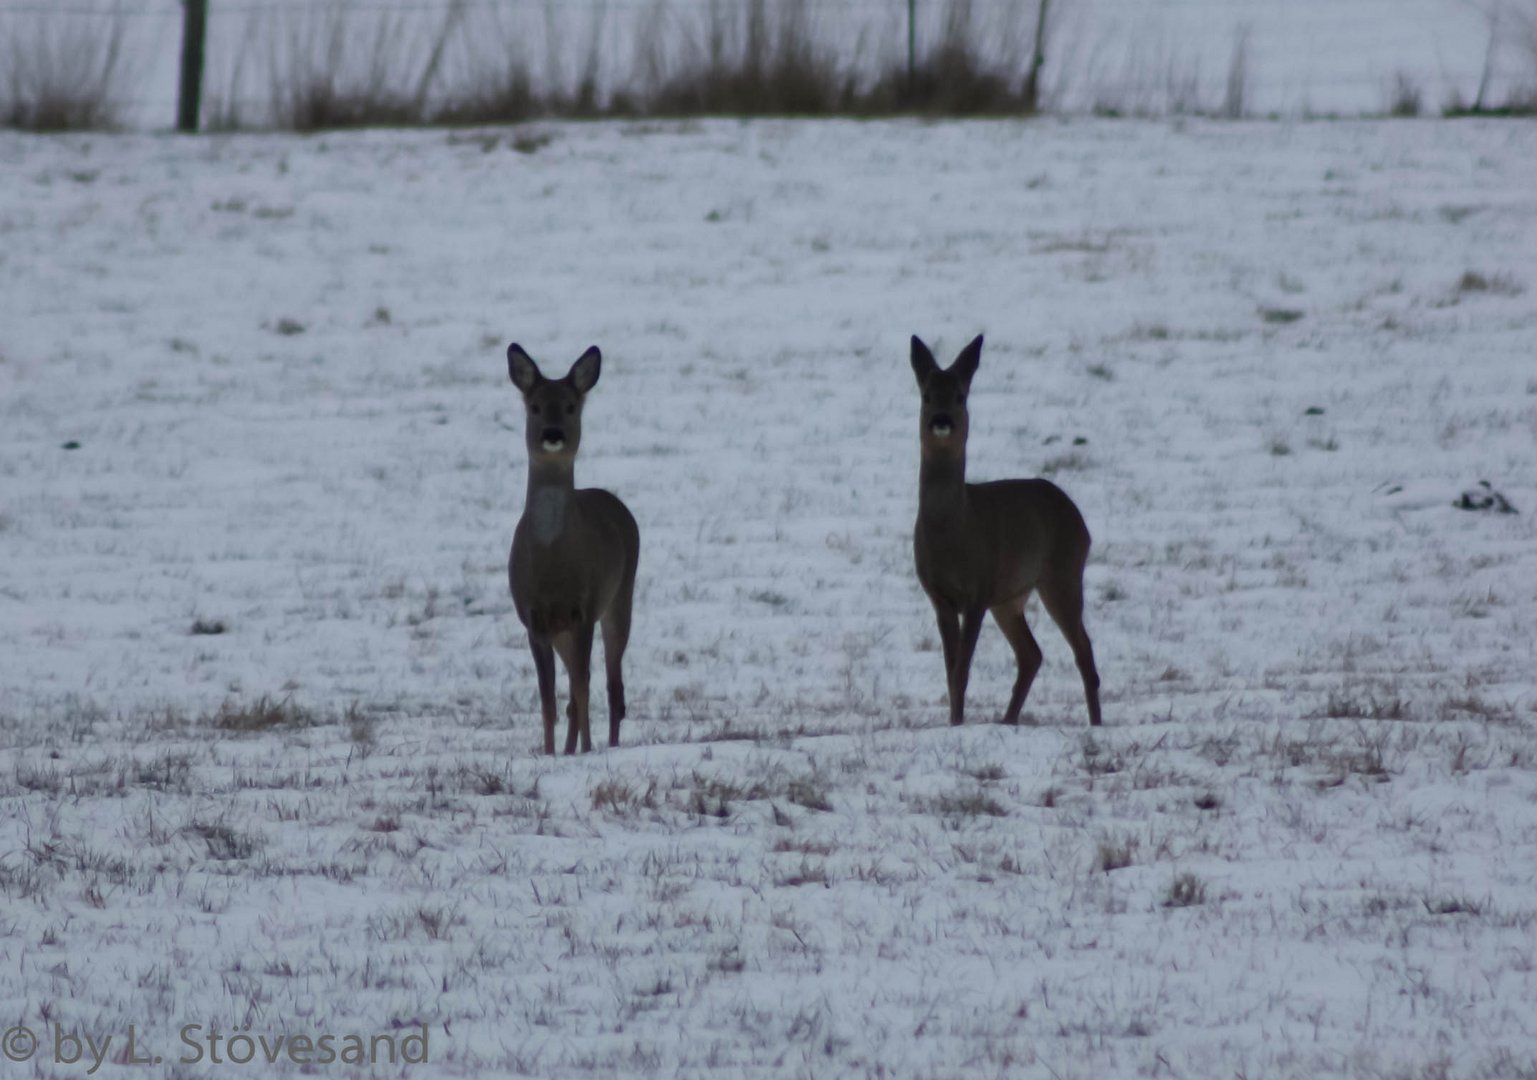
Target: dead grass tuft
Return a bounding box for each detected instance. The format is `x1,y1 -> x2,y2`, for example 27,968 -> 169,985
1080,734 -> 1124,776
786,777 -> 833,812
1314,691 -> 1410,722
1323,740 -> 1391,785
1096,833 -> 1138,872
134,751 -> 194,793
185,820 -> 263,861
592,776 -> 659,815
641,0 -> 849,117
207,695 -> 319,733
1041,450 -> 1092,475
346,703 -> 376,759
1260,306 -> 1305,325
206,0 -> 1055,129
775,858 -> 830,887
925,790 -> 1008,819
1388,71 -> 1422,117
1,9 -> 134,131
1440,693 -> 1516,724
685,774 -> 758,818
1422,895 -> 1485,917
367,903 -> 465,942
1163,871 -> 1207,907
1455,270 -> 1523,298
862,0 -> 1036,116
265,0 -> 465,130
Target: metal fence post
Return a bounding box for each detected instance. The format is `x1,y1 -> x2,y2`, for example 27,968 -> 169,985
177,0 -> 208,132
907,0 -> 917,89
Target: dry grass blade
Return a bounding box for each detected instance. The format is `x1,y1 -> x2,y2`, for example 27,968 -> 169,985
0,8 -> 134,131
640,0 -> 847,117
265,0 -> 464,131
207,695 -> 318,733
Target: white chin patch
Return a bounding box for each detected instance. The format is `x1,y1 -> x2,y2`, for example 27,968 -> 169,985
541,438 -> 565,452
930,424 -> 952,438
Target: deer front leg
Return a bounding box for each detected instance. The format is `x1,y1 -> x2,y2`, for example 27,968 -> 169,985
555,624 -> 596,754
529,634 -> 558,755
951,606 -> 988,726
929,601 -> 960,724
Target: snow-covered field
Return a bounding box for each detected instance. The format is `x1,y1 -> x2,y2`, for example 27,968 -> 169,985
3,118 -> 1537,1076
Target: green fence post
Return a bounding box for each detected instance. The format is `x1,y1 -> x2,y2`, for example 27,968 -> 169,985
177,0 -> 208,132
907,0 -> 917,90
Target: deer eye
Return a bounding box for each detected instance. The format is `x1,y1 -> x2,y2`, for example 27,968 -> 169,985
565,404 -> 575,415
530,404 -> 541,415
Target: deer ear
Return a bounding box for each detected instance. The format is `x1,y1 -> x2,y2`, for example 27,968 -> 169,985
910,336 -> 938,385
950,334 -> 983,383
507,344 -> 541,392
568,346 -> 601,393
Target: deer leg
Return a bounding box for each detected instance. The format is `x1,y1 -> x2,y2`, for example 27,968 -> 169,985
600,602 -> 631,749
951,606 -> 988,726
990,600 -> 1043,725
930,602 -> 961,724
529,634 -> 558,756
553,625 -> 596,753
574,622 -> 597,752
1039,579 -> 1102,727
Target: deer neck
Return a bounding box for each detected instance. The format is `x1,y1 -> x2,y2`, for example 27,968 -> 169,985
524,458 -> 577,546
918,450 -> 969,527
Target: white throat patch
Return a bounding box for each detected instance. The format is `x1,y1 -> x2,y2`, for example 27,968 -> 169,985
528,489 -> 568,544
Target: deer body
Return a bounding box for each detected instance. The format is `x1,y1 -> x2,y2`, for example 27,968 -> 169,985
507,344 -> 639,754
911,335 -> 1102,728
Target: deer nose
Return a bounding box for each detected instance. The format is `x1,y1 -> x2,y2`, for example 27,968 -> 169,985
929,414 -> 954,437
540,427 -> 566,451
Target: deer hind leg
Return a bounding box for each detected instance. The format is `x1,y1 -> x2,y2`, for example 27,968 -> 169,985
553,624 -> 597,753
600,590 -> 632,748
1038,577 -> 1102,727
990,599 -> 1044,725
529,634 -> 559,755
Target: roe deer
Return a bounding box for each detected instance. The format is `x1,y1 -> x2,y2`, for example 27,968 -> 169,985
910,334 -> 1102,727
507,344 -> 640,754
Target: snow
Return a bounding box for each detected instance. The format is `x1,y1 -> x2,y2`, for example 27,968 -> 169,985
2,117 -> 1537,1076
